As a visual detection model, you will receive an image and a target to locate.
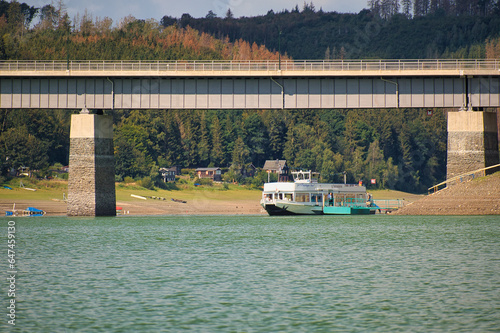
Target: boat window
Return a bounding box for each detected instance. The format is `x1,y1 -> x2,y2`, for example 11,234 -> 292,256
334,193 -> 344,206
296,194 -> 309,202
311,194 -> 322,203
285,193 -> 293,201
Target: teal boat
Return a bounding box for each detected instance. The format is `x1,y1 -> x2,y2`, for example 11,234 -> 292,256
322,197 -> 373,215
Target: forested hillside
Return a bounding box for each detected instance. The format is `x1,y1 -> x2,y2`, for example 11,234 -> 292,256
169,0 -> 500,59
0,0 -> 498,194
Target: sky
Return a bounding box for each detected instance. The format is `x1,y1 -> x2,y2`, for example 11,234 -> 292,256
21,0 -> 368,26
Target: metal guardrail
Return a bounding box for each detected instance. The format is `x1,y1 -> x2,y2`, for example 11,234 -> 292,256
372,199 -> 406,210
428,163 -> 500,194
0,59 -> 499,73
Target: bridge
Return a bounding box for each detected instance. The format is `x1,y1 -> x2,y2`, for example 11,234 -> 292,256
1,59 -> 499,216
1,59 -> 499,109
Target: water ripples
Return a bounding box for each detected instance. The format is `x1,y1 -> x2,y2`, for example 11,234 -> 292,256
2,215 -> 499,332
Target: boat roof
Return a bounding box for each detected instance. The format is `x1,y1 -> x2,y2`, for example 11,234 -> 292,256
24,207 -> 44,212
263,182 -> 366,193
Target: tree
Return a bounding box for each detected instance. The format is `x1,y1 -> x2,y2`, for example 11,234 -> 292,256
365,139 -> 386,188
320,149 -> 344,183
197,111 -> 211,166
7,0 -> 24,34
206,10 -> 217,19
0,126 -> 48,175
267,112 -> 287,160
114,123 -> 154,179
242,113 -> 268,167
231,136 -> 250,169
157,110 -> 183,167
324,46 -> 331,59
179,113 -> 199,167
210,116 -> 225,166
339,46 -> 346,59
401,0 -> 413,17
39,4 -> 57,30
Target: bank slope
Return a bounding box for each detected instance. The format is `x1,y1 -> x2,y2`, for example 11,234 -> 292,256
394,172 -> 500,215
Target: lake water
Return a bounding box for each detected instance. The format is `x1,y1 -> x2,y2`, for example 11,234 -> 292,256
1,215 -> 500,332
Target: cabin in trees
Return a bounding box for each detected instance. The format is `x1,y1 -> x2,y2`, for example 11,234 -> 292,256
234,163 -> 257,178
195,167 -> 222,182
159,166 -> 181,182
263,160 -> 290,182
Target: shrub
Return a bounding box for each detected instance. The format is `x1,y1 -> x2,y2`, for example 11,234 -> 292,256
194,177 -> 213,186
124,176 -> 134,183
138,176 -> 155,190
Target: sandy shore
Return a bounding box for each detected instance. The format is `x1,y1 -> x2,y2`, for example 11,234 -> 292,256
0,197 -> 265,216
2,172 -> 499,216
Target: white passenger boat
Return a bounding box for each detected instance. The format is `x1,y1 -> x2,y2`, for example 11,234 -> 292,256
260,170 -> 373,215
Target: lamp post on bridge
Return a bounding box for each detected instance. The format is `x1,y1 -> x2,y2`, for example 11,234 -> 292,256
278,30 -> 282,71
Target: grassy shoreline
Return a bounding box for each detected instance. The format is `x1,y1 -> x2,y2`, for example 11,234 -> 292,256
0,178 -> 421,201
0,178 -> 422,216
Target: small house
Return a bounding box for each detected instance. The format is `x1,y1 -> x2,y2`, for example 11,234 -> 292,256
196,167 -> 222,182
159,166 -> 180,182
240,163 -> 257,178
262,160 -> 289,182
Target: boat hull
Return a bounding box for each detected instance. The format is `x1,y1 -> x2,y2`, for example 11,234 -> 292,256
323,206 -> 372,215
263,202 -> 323,215
263,203 -> 372,216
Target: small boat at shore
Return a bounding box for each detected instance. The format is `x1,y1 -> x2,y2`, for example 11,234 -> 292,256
22,207 -> 46,217
5,203 -> 18,217
260,170 -> 374,216
5,204 -> 46,217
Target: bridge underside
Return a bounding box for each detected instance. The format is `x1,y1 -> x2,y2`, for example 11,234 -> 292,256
1,76 -> 499,109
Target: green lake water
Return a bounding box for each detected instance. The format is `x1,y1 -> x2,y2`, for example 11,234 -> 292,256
1,215 -> 500,332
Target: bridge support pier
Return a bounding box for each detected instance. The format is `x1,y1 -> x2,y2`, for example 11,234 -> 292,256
67,113 -> 116,216
447,110 -> 499,180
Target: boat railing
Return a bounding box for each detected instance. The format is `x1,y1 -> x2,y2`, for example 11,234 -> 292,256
325,197 -> 370,208
324,197 -> 405,210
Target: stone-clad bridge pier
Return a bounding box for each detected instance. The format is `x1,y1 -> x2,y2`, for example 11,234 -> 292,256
1,59 -> 499,215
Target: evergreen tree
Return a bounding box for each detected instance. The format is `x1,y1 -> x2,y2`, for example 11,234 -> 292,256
267,112 -> 287,160
231,136 -> 250,168
114,123 -> 154,179
180,113 -> 200,167
210,115 -> 225,166
242,112 -> 268,167
197,111 -> 211,166
0,126 -> 49,174
157,110 -> 183,167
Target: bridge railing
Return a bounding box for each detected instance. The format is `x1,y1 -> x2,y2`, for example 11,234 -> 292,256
0,59 -> 499,72
428,163 -> 500,194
